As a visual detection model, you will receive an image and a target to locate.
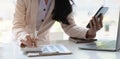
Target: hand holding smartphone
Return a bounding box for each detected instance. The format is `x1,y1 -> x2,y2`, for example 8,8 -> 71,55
86,6 -> 109,28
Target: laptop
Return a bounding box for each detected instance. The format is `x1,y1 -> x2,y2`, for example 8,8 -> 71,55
79,6 -> 120,51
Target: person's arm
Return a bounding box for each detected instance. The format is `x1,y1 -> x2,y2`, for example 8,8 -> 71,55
12,0 -> 33,46
61,13 -> 103,39
61,13 -> 88,39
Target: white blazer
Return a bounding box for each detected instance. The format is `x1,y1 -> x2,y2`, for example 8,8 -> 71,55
12,0 -> 88,45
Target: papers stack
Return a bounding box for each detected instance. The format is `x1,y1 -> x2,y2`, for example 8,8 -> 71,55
21,44 -> 72,57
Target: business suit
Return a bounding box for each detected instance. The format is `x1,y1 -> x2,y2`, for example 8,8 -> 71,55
12,0 -> 88,45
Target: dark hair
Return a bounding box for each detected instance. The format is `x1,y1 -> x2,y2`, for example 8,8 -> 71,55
52,0 -> 73,25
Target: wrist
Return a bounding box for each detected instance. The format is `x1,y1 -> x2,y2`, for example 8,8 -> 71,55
86,30 -> 96,39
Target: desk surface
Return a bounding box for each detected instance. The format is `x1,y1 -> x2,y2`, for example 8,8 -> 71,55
0,40 -> 120,59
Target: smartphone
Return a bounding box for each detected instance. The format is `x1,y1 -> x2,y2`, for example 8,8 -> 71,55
86,6 -> 109,28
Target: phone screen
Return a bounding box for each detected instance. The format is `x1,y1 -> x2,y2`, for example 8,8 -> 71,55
86,6 -> 109,28
94,6 -> 109,17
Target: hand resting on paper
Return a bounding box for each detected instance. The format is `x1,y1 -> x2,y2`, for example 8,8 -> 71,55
20,34 -> 38,48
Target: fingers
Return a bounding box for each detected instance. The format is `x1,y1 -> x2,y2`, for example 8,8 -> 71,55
89,16 -> 103,31
20,43 -> 26,48
30,35 -> 38,47
94,17 -> 101,30
33,38 -> 38,47
20,40 -> 27,48
20,39 -> 27,47
21,34 -> 37,48
89,17 -> 97,30
92,17 -> 97,29
99,14 -> 103,27
89,20 -> 93,29
26,35 -> 33,47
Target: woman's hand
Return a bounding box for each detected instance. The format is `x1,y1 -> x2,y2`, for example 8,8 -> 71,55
86,15 -> 103,38
20,34 -> 37,48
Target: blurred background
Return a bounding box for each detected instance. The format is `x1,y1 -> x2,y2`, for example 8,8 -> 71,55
0,0 -> 120,43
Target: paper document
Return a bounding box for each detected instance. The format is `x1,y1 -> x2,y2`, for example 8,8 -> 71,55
21,44 -> 72,57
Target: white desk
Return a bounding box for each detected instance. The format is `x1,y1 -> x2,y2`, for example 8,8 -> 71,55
0,40 -> 120,59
